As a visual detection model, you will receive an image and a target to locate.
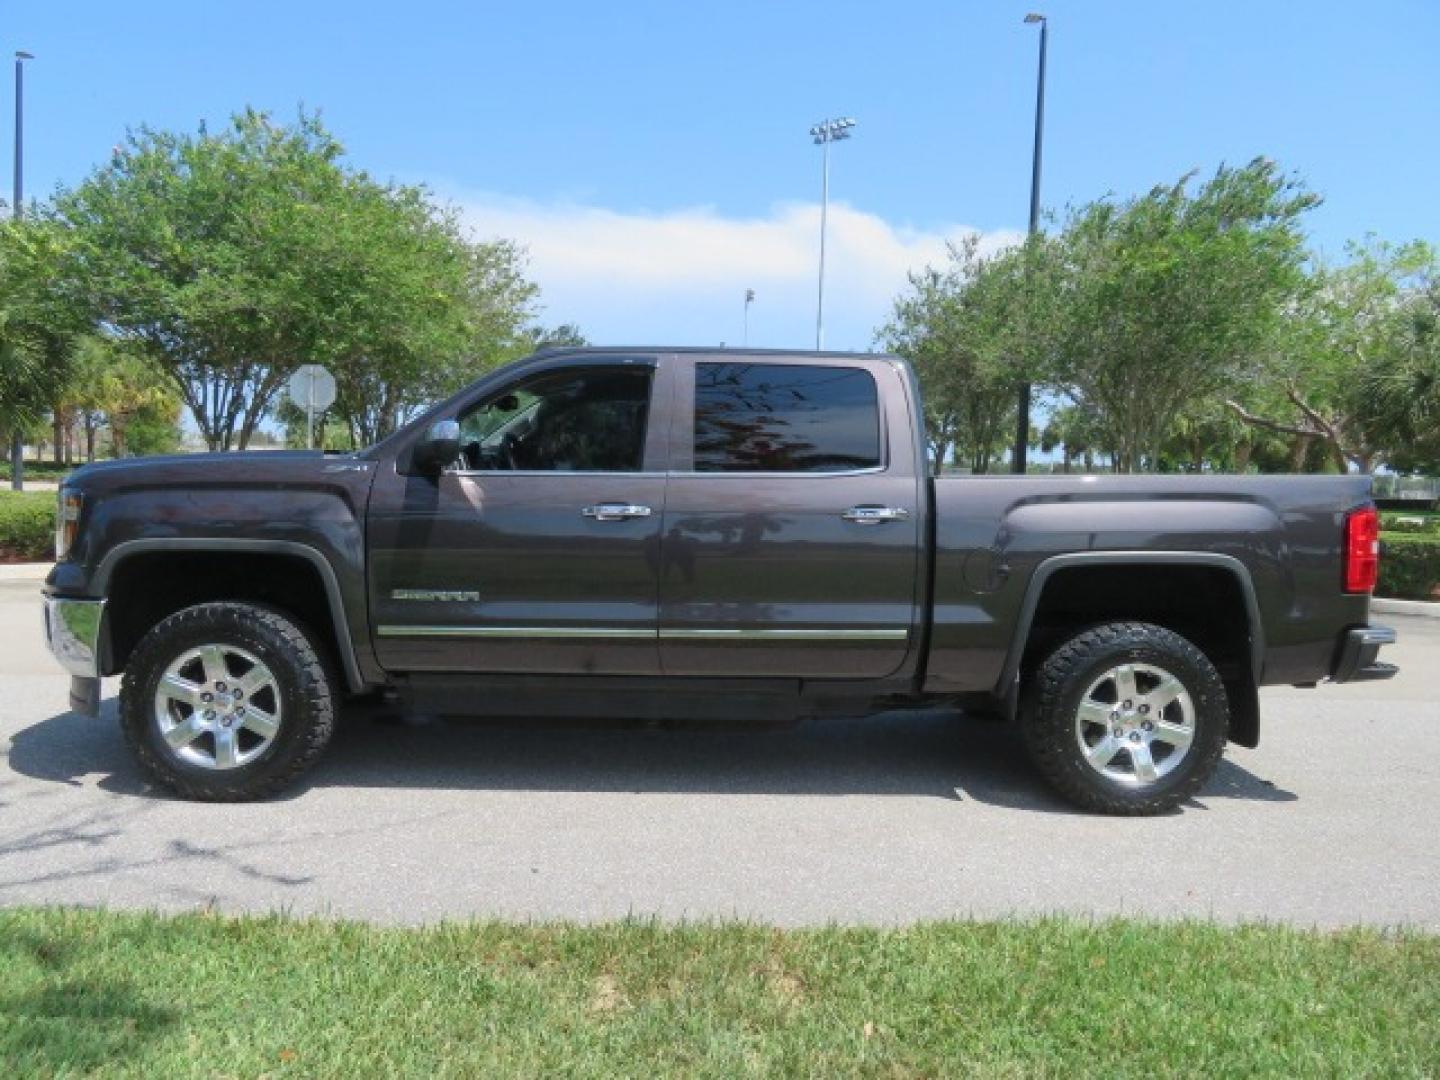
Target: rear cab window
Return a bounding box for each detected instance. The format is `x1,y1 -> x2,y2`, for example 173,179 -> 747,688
691,362 -> 882,473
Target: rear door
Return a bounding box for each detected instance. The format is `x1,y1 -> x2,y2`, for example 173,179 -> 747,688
657,356 -> 923,679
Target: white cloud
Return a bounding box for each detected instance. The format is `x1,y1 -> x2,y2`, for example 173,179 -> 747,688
453,193 -> 1022,351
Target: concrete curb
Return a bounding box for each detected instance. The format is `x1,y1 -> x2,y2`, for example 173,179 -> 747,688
1372,597 -> 1440,619
0,563 -> 48,583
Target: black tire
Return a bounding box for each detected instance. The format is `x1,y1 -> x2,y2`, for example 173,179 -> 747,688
119,602 -> 335,801
1020,621 -> 1229,815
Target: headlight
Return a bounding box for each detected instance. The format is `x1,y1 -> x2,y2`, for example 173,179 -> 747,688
56,488 -> 83,561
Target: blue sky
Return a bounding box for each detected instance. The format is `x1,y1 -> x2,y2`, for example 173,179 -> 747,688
9,1 -> 1439,351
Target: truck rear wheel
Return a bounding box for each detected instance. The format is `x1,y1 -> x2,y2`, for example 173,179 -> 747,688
1020,621 -> 1229,815
119,602 -> 335,801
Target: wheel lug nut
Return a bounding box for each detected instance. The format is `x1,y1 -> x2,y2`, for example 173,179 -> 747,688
1123,699 -> 1134,710
1129,732 -> 1141,742
1112,727 -> 1123,738
216,682 -> 228,692
203,709 -> 215,721
1142,720 -> 1154,732
1138,704 -> 1150,714
233,689 -> 243,700
201,692 -> 213,703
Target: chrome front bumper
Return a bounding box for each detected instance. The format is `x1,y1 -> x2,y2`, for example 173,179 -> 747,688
44,597 -> 107,718
43,596 -> 106,678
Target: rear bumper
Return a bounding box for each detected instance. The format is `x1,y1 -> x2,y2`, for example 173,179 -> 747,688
1331,625 -> 1398,683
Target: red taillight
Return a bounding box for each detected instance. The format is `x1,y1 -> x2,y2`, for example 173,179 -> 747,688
1343,506 -> 1380,594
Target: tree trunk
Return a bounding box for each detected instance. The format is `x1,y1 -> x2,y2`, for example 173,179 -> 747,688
1234,442 -> 1253,473
52,405 -> 64,465
1330,440 -> 1349,475
1288,435 -> 1311,472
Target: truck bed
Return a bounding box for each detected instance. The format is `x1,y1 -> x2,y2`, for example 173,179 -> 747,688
922,474 -> 1375,695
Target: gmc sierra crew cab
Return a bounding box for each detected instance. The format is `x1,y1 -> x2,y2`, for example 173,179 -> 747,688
43,347 -> 1398,814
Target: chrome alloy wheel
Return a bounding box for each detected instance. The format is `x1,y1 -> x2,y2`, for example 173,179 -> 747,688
1074,662 -> 1195,786
152,644 -> 282,770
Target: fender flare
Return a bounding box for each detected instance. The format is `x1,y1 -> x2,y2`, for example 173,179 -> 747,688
997,550 -> 1265,715
92,538 -> 367,693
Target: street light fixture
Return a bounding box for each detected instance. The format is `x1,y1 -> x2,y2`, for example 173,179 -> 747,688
810,116 -> 856,351
9,51 -> 32,492
1012,14 -> 1048,475
743,288 -> 755,347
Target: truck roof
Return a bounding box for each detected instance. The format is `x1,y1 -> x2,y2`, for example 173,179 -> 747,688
533,345 -> 901,362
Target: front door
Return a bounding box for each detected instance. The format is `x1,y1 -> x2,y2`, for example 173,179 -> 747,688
368,358 -> 669,675
658,356 -> 923,679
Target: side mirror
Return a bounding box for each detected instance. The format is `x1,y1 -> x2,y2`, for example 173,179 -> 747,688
412,420 -> 461,473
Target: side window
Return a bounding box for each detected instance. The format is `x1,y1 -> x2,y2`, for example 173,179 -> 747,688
692,363 -> 882,473
456,367 -> 652,472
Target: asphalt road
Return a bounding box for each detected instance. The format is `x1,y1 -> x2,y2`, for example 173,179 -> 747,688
2,569 -> 1437,928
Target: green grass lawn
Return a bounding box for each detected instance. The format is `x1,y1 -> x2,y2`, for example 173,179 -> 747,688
1,910 -> 1436,1077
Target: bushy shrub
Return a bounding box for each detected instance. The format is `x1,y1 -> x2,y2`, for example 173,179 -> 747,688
0,461 -> 74,481
1378,534 -> 1440,600
0,491 -> 55,561
1380,513 -> 1440,535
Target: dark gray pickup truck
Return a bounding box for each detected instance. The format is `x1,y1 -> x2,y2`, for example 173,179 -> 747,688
43,347 -> 1397,813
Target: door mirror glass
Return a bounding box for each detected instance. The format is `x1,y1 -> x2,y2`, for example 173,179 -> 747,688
413,420 -> 461,473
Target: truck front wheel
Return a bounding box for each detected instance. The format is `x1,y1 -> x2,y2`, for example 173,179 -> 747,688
1020,621 -> 1229,815
119,602 -> 336,801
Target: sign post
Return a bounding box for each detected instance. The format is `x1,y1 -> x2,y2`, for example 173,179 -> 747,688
287,365 -> 337,450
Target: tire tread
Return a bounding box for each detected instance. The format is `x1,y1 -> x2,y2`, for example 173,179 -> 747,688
119,602 -> 334,801
1020,621 -> 1229,816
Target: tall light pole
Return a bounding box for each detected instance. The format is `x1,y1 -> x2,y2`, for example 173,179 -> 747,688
743,288 -> 755,347
810,116 -> 855,351
9,51 -> 33,492
1012,14 -> 1047,475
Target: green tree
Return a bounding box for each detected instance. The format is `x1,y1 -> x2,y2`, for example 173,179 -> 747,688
55,109 -> 539,452
1032,159 -> 1317,472
0,219 -> 87,484
322,185 -> 538,446
878,237 -> 1025,473
523,323 -> 589,351
122,397 -> 183,457
1040,403 -> 1109,472
1228,238 -> 1437,472
1356,267 -> 1440,473
64,337 -> 181,459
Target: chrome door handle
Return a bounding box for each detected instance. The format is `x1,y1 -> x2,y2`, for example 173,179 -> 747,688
841,505 -> 910,525
582,503 -> 653,522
